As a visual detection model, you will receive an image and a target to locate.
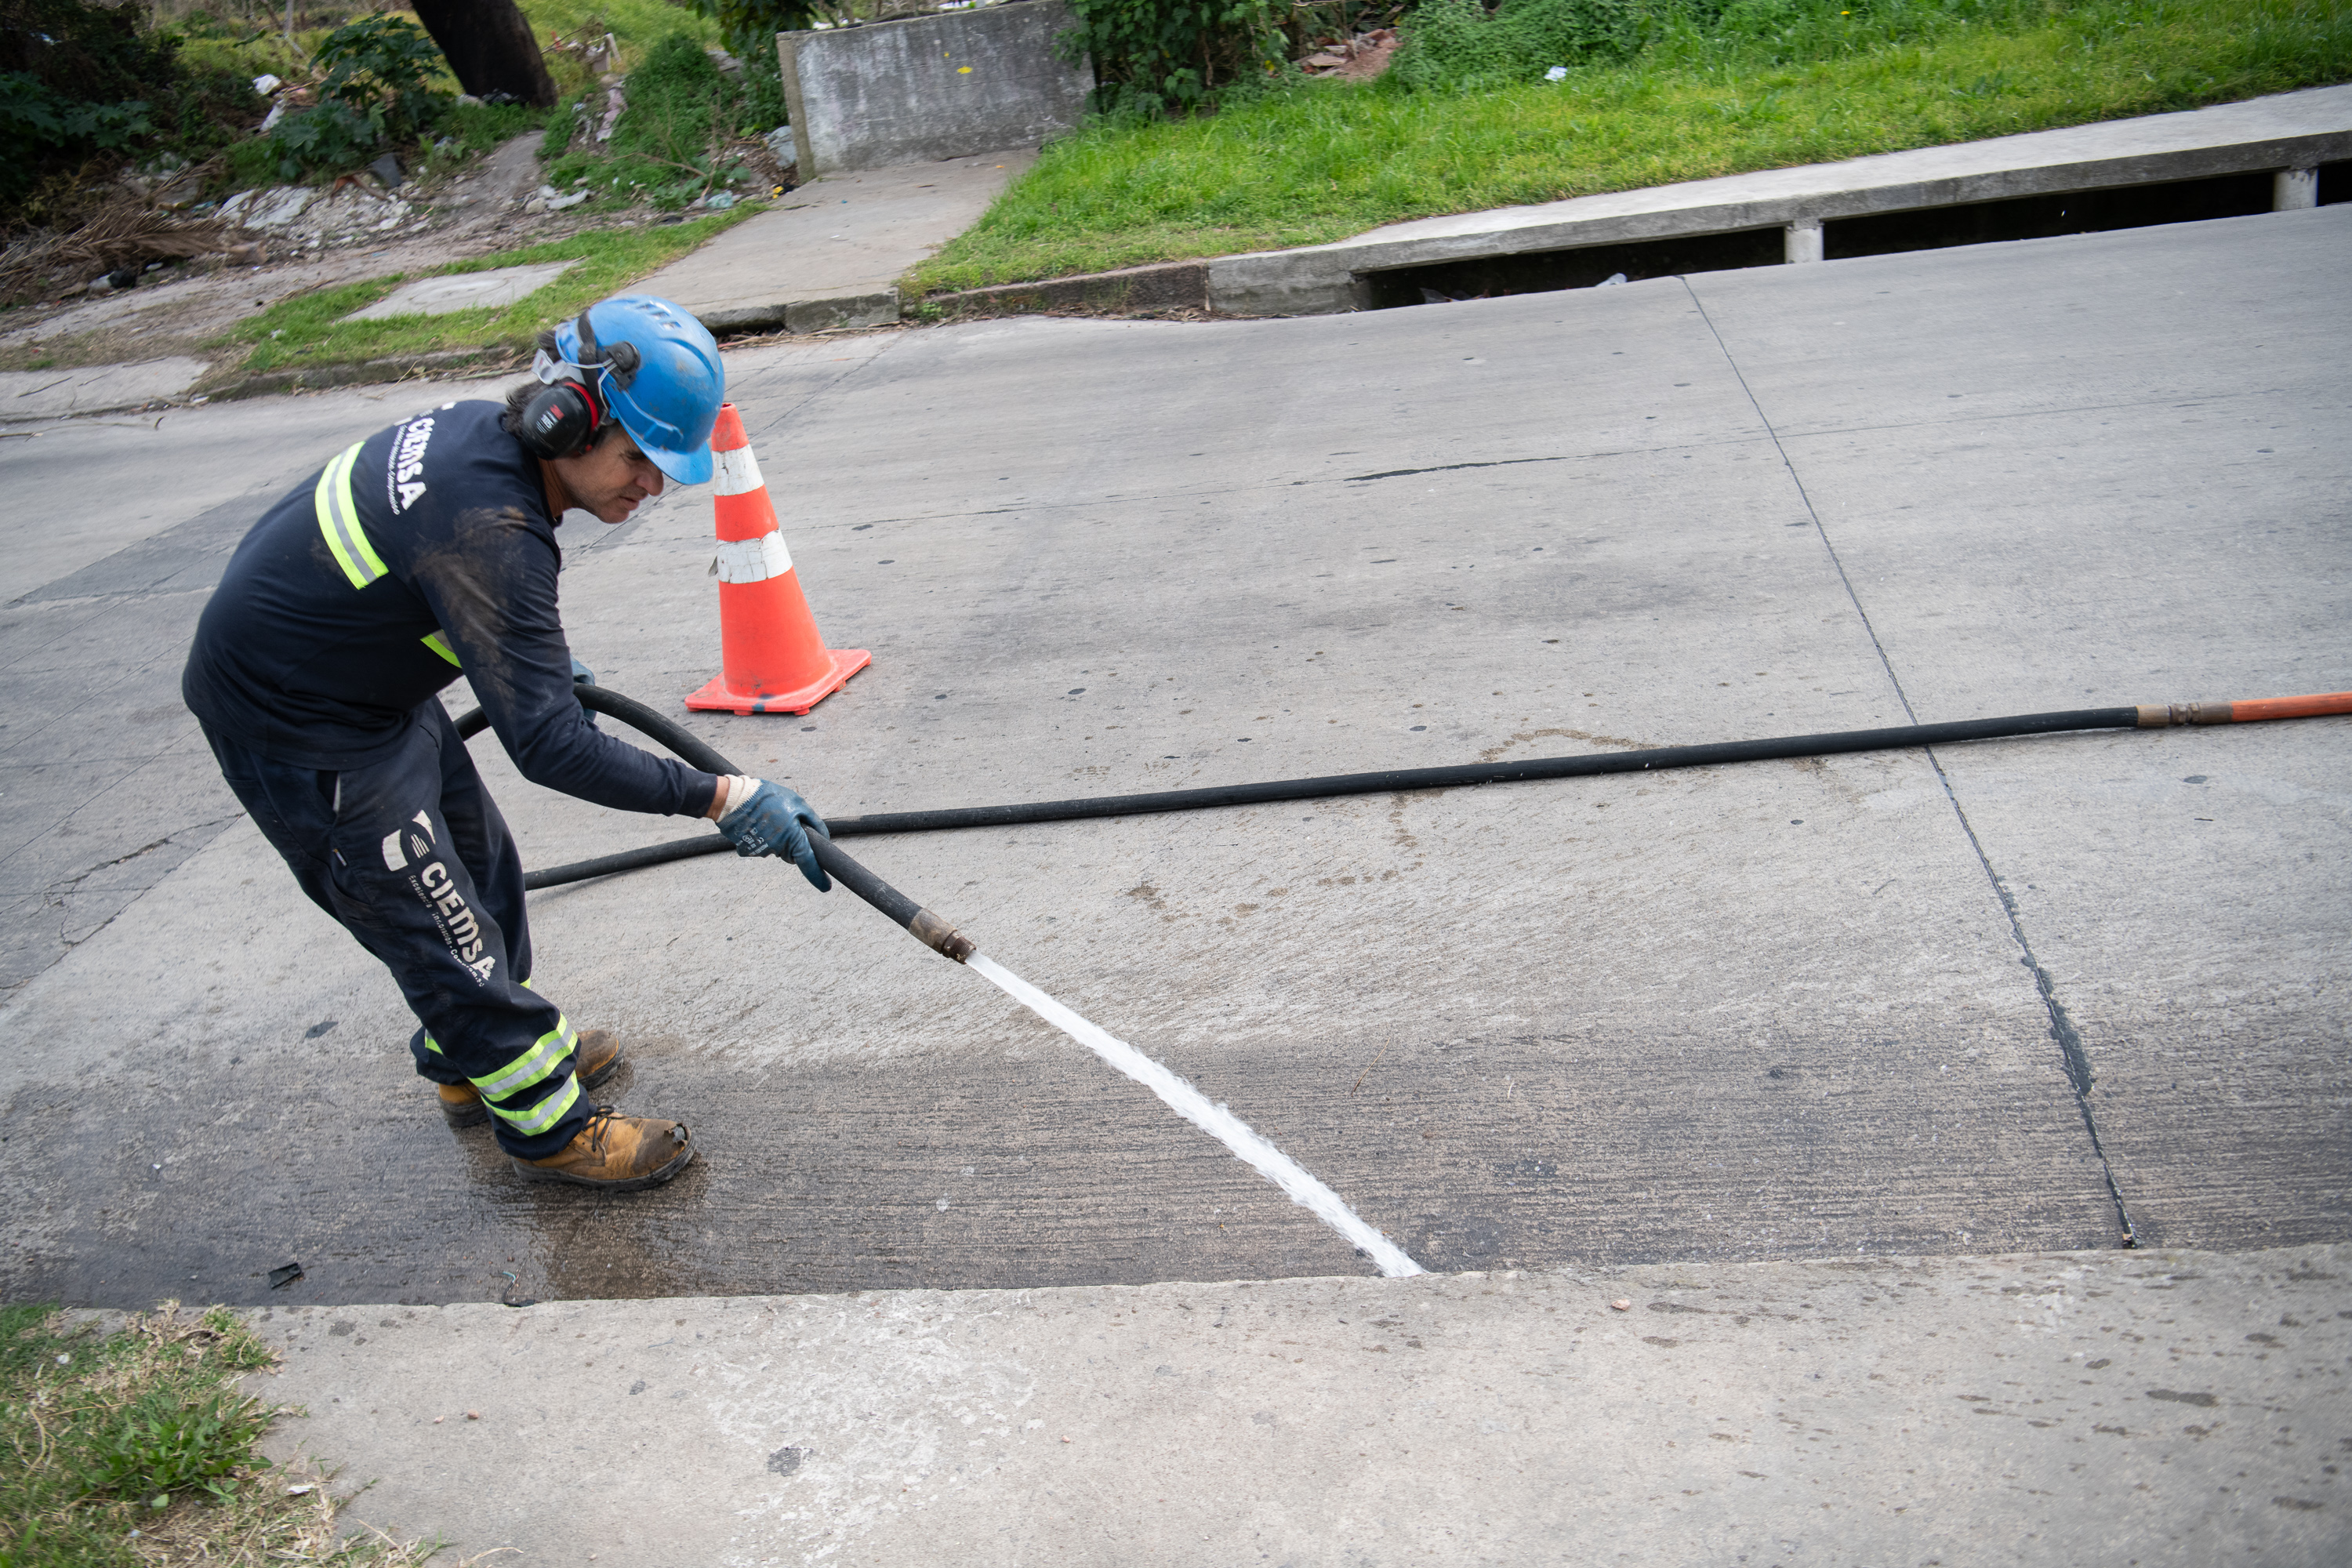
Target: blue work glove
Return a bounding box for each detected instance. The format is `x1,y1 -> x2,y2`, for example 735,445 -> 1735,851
570,659 -> 597,728
717,778 -> 831,891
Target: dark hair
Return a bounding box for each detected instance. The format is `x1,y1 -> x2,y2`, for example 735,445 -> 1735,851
501,328 -> 623,448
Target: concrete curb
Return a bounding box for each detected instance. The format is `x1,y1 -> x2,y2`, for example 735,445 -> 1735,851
198,346 -> 528,402
691,287 -> 903,336
242,1244 -> 2352,1565
923,260 -> 1210,321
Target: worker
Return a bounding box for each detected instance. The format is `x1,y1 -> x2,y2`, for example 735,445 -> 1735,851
180,295 -> 828,1191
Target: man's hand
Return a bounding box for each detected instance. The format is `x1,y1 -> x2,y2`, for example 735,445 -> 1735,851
715,778 -> 831,891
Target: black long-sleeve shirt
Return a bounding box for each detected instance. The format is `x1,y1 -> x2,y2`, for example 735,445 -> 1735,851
183,398 -> 719,817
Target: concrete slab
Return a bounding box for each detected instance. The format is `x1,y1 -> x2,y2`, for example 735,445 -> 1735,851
1677,212 -> 2352,1250
4,212 -> 2348,1312
641,151 -> 1032,333
343,260 -> 578,321
1208,84 -> 2352,315
0,357 -> 210,421
242,1245 -> 2352,1566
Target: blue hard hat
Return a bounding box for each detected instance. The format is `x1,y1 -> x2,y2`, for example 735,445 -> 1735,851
553,296 -> 723,485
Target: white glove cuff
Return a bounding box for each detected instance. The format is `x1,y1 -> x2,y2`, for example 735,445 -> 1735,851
720,775 -> 760,817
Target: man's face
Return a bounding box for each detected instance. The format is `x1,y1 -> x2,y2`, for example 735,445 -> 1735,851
554,429 -> 666,523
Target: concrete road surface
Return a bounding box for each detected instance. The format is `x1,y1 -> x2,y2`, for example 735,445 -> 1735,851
2,206 -> 2347,1315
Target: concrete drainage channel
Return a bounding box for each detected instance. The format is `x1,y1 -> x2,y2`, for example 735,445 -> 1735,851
1356,163 -> 2347,309
931,85 -> 2352,324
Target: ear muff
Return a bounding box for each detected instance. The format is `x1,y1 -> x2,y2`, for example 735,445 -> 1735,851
515,378 -> 601,460
517,307 -> 639,461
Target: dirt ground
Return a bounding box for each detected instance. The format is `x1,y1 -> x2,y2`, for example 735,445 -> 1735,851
0,132 -> 777,379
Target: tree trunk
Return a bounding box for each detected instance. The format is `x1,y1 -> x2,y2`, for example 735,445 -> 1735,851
412,0 -> 558,110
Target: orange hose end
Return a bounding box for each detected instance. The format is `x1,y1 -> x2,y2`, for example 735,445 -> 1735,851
2229,691 -> 2352,723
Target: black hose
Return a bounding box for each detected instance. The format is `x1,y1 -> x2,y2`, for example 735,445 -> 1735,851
463,685 -> 975,961
460,694 -> 2147,893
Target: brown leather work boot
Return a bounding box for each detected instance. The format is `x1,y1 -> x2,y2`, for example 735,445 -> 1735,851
437,1028 -> 623,1128
514,1107 -> 694,1190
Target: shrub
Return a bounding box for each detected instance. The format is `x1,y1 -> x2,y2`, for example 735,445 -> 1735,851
313,13 -> 450,144
1062,0 -> 1294,118
675,0 -> 821,130
1388,0 -> 1657,93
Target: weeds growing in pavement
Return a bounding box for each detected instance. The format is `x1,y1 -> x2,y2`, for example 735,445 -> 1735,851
0,1301 -> 437,1566
913,0 -> 2352,292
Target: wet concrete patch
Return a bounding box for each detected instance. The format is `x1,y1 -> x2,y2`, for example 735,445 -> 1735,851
2,1019 -> 2118,1308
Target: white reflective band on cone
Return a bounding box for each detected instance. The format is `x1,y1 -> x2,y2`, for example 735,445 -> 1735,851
713,444 -> 765,497
715,531 -> 793,583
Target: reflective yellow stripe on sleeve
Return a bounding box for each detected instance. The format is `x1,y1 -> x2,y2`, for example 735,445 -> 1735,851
314,441 -> 387,589
422,630 -> 459,666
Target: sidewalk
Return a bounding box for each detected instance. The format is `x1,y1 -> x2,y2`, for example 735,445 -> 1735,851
642,149 -> 1034,333
245,1244 -> 2351,1565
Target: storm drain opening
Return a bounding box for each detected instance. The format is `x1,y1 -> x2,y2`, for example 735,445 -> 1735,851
1360,162 -> 2351,310
1826,169 -> 2282,258
1359,227 -> 1783,309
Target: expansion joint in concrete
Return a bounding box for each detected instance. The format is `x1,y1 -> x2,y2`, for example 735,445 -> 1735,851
1679,277 -> 2141,1250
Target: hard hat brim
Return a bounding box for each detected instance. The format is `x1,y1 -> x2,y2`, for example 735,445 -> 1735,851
637,435 -> 713,487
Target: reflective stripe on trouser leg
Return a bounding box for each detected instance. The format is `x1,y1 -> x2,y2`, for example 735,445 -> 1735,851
473,1014 -> 583,1135
283,708 -> 583,1158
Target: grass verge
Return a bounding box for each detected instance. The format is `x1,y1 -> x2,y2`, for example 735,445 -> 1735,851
0,1301 -> 434,1566
213,203 -> 762,376
911,0 -> 2352,293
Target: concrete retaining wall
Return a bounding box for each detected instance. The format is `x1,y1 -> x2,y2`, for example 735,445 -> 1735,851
779,2 -> 1092,176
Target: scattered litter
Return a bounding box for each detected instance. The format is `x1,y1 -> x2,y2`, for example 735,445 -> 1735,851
1596,273 -> 1627,286
252,74 -> 281,96
499,1269 -> 535,1308
1610,1298 -> 1632,1311
286,1483 -> 314,1496
56,1353 -> 70,1366
268,1262 -> 304,1289
1298,27 -> 1400,80
433,1416 -> 444,1424
1546,65 -> 1569,82
702,192 -> 737,210
466,1410 -> 481,1421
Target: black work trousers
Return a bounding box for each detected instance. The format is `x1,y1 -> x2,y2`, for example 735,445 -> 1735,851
200,702 -> 588,1159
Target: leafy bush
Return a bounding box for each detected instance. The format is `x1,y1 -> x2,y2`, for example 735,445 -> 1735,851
263,99 -> 381,180
1062,0 -> 1294,117
675,0 -> 820,129
0,0 -> 178,216
1389,0 -> 1657,93
314,13 -> 451,143
539,31 -> 763,209
250,15 -> 457,182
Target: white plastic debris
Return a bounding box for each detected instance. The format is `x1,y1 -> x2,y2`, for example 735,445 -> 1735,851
252,73 -> 281,96
1545,65 -> 1569,82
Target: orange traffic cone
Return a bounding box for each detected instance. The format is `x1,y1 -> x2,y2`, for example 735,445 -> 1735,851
684,405 -> 869,716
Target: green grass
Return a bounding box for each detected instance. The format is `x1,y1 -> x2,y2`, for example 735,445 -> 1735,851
215,203 -> 762,374
911,0 -> 2352,293
516,0 -> 723,50
0,1302 -> 432,1566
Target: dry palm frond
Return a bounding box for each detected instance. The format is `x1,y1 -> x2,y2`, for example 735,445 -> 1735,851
0,203 -> 234,304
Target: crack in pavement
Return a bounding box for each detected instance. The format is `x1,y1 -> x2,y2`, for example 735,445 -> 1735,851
1682,274 -> 2140,1250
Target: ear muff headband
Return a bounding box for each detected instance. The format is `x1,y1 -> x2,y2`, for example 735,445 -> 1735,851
516,308 -> 642,461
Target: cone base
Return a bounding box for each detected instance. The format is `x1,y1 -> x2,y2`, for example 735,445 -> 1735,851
684,648 -> 870,716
